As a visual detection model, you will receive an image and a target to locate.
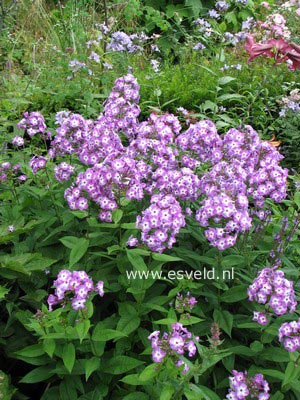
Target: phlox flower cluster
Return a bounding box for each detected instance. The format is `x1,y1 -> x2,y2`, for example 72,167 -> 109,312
17,111 -> 46,137
12,135 -> 24,147
227,370 -> 270,400
50,113 -> 91,157
175,120 -> 223,165
0,162 -> 26,183
103,73 -> 140,139
107,31 -> 149,54
65,155 -> 147,222
29,156 -> 48,175
16,73 -> 288,253
258,13 -> 291,39
135,194 -> 185,252
77,116 -> 124,165
278,88 -> 300,116
54,162 -> 76,182
248,268 -> 297,324
47,269 -> 104,311
192,18 -> 213,37
278,319 -> 300,352
175,292 -> 197,314
210,322 -> 221,348
148,322 -> 199,374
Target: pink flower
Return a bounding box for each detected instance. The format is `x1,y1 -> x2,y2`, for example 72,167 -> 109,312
260,1 -> 270,8
245,35 -> 300,70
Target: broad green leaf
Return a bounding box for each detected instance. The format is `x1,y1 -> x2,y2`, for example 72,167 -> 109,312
112,209 -> 123,224
282,362 -> 300,388
15,344 -> 44,358
220,285 -> 248,302
188,384 -> 221,400
117,316 -> 140,336
126,250 -> 148,272
154,318 -> 177,325
185,0 -> 202,17
217,94 -> 244,102
119,374 -> 140,385
123,393 -> 149,400
60,236 -> 80,249
0,285 -> 9,299
43,339 -> 56,358
218,76 -> 237,85
85,357 -> 100,381
103,356 -> 144,374
69,238 -> 89,267
151,253 -> 182,262
179,316 -> 204,325
294,191 -> 300,209
221,255 -> 245,268
270,392 -> 284,400
160,385 -> 175,400
76,319 -> 91,343
139,364 -> 159,382
213,310 -> 233,337
20,366 -> 54,383
92,325 -> 127,342
62,343 -> 76,374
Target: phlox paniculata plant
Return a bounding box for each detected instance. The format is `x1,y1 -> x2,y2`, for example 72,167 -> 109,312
15,72 -> 288,253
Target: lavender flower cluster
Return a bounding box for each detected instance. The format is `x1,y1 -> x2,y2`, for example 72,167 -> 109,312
227,370 -> 270,400
248,268 -> 297,324
16,73 -> 288,253
135,194 -> 185,252
148,322 -> 199,374
278,88 -> 300,116
278,319 -> 300,352
107,31 -> 149,54
175,292 -> 197,314
47,269 -> 104,311
0,162 -> 26,183
17,111 -> 46,137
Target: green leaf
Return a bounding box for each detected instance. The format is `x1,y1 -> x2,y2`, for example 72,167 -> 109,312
42,339 -> 56,358
126,249 -> 148,272
62,343 -> 76,374
76,319 -> 91,343
112,209 -> 123,224
179,316 -> 204,325
85,357 -> 100,381
213,310 -> 233,337
221,255 -> 245,268
119,374 -> 140,385
15,344 -> 45,358
282,362 -> 300,388
60,236 -> 80,249
218,76 -> 237,85
103,356 -> 144,374
160,385 -> 175,400
220,285 -> 248,302
294,192 -> 300,209
117,316 -> 140,336
188,384 -> 221,400
139,364 -> 159,382
270,392 -> 284,400
185,0 -> 202,17
154,318 -> 177,325
0,285 -> 9,300
123,393 -> 149,400
217,94 -> 244,102
69,238 -> 89,267
92,325 -> 127,342
20,366 -> 54,383
151,253 -> 182,262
